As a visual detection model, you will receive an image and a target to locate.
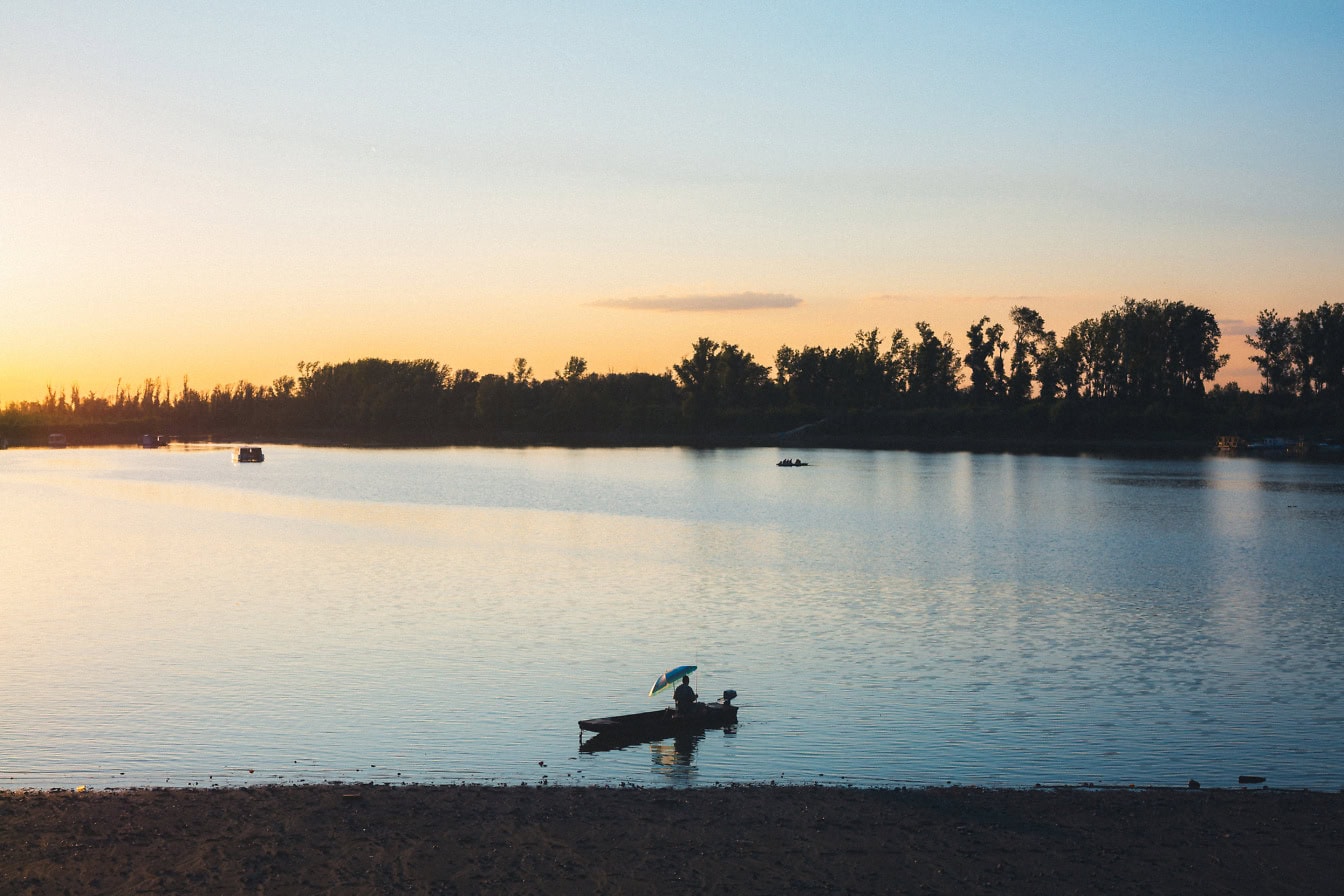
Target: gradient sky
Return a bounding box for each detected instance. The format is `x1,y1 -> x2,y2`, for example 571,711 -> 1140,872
3,2 -> 1342,402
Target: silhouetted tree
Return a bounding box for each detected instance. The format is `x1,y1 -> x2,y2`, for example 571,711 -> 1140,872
1063,298 -> 1225,401
510,358 -> 535,385
1163,301 -> 1227,397
841,329 -> 891,409
1008,306 -> 1060,400
673,338 -> 770,426
673,337 -> 720,424
557,356 -> 588,381
883,329 -> 911,395
297,358 -> 449,431
964,316 -> 1007,402
1294,302 -> 1344,398
774,328 -> 910,413
1247,309 -> 1299,397
903,322 -> 960,403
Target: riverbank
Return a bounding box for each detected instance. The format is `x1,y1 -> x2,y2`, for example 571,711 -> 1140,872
0,426 -> 1266,459
6,394 -> 1340,458
2,785 -> 1339,894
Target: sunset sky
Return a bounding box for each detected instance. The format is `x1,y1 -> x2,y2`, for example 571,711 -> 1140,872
3,2 -> 1341,403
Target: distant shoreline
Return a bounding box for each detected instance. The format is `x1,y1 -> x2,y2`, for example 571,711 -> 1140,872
3,783 -> 1340,894
0,422 -> 1264,455
5,429 -> 1338,462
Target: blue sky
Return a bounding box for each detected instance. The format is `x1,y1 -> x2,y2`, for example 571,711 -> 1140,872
3,2 -> 1341,400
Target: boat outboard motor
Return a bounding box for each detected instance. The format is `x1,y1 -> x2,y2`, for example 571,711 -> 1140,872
719,689 -> 737,706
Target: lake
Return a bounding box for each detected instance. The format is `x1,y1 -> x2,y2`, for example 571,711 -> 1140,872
2,445 -> 1341,790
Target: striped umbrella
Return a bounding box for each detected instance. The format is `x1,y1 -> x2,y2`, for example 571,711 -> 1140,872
649,665 -> 697,697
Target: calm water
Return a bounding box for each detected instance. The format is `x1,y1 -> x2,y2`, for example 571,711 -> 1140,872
2,445 -> 1341,790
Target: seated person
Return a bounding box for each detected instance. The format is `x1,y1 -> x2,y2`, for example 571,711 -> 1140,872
673,675 -> 698,715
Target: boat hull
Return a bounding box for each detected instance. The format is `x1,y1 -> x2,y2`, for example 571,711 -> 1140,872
578,702 -> 738,750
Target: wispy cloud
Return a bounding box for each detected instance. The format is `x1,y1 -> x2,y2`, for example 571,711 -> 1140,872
592,292 -> 803,312
870,294 -> 1055,305
1218,319 -> 1256,337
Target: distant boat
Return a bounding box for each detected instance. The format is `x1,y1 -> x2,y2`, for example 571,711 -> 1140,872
1246,437 -> 1293,452
235,446 -> 264,463
140,434 -> 161,449
776,458 -> 808,467
48,433 -> 67,449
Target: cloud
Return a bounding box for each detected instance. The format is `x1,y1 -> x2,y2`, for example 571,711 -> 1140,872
1218,319 -> 1256,337
869,293 -> 1055,305
592,292 -> 803,312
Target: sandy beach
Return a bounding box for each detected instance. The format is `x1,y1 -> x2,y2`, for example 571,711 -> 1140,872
2,784 -> 1340,894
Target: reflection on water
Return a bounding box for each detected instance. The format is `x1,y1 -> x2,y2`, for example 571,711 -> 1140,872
2,446 -> 1342,790
650,734 -> 703,784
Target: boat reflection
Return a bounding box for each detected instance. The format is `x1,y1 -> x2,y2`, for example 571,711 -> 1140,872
649,733 -> 702,783
578,722 -> 736,759
580,727 -> 695,755
651,732 -> 700,765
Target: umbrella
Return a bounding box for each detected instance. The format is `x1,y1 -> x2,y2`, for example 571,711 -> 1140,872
649,665 -> 697,697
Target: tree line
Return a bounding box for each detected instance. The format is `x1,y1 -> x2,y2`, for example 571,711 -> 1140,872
1246,303 -> 1344,399
3,298 -> 1341,449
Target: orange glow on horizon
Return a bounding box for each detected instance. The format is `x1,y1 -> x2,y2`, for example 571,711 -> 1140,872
1,290 -> 1276,405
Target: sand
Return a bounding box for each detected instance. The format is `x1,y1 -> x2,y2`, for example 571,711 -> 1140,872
2,784 -> 1340,894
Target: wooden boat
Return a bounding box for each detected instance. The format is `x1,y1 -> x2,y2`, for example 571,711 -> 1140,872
235,446 -> 265,463
579,691 -> 738,750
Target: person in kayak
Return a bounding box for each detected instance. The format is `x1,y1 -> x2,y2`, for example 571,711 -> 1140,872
673,675 -> 698,715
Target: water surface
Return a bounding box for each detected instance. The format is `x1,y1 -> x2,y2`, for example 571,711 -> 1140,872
2,446 -> 1341,789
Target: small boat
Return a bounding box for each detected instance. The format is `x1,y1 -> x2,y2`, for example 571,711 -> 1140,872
48,433 -> 67,449
776,458 -> 808,467
235,446 -> 265,463
140,434 -> 160,449
579,690 -> 739,750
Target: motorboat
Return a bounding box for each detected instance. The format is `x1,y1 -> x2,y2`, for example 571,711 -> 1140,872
235,446 -> 265,463
579,690 -> 738,751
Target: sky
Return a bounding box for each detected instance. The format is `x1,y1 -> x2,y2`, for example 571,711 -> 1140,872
3,2 -> 1342,403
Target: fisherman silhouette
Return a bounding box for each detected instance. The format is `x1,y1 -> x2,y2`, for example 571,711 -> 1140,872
673,675 -> 698,715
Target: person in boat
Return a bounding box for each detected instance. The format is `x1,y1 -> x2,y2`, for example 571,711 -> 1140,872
673,675 -> 698,716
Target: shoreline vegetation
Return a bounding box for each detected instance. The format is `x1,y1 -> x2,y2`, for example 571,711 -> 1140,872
3,299 -> 1341,454
2,784 -> 1341,894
